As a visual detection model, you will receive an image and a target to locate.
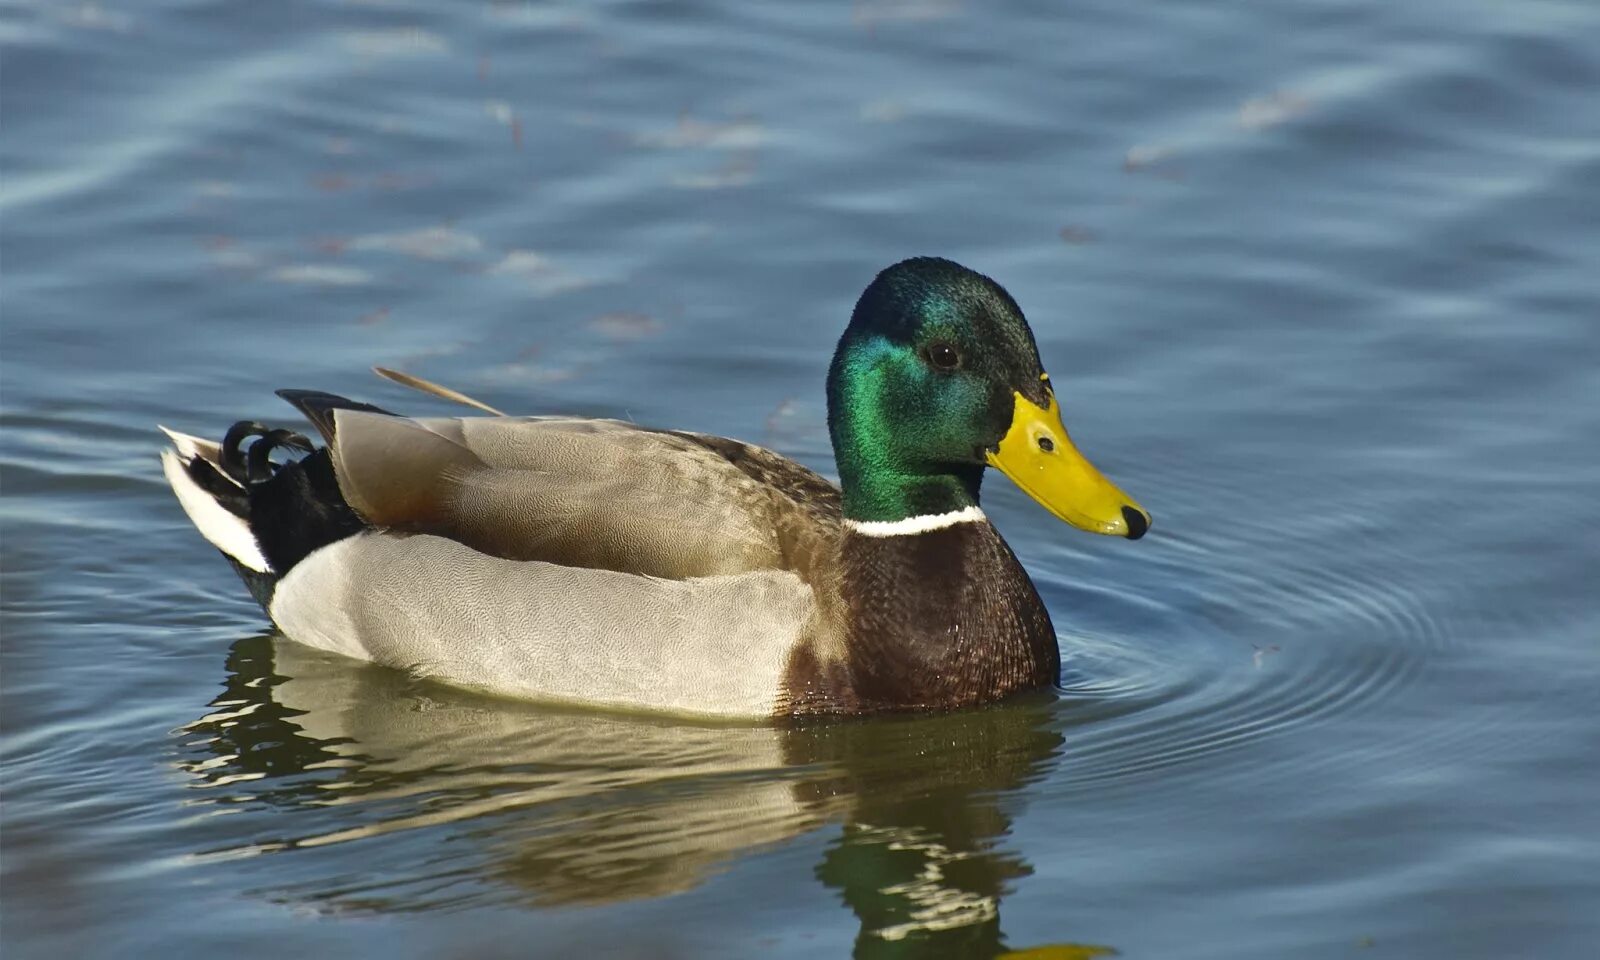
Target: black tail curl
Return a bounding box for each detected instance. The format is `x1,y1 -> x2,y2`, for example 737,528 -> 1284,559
212,390 -> 394,594
220,421 -> 316,485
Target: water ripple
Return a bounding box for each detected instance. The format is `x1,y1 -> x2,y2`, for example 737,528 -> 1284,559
1049,492 -> 1457,789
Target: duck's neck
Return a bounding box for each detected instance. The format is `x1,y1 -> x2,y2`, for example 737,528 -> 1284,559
838,467 -> 984,526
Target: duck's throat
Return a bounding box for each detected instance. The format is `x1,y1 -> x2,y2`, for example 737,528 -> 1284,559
838,466 -> 984,525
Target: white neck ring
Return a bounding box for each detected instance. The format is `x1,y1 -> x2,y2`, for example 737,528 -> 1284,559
844,505 -> 988,537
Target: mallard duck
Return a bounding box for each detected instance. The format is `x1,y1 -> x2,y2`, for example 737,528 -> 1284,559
161,257 -> 1149,718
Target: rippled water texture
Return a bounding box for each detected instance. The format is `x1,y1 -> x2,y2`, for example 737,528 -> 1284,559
3,1 -> 1598,958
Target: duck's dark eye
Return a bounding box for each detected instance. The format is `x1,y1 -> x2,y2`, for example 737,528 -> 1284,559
926,342 -> 961,371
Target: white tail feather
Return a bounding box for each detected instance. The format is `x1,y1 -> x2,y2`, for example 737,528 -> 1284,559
160,447 -> 271,572
157,425 -> 239,483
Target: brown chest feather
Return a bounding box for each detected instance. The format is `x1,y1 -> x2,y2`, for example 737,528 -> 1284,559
782,522 -> 1058,715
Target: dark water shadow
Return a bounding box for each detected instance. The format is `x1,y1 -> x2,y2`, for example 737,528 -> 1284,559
174,634 -> 1115,958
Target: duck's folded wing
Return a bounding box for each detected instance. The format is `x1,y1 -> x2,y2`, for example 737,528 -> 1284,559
325,411 -> 830,578
271,531 -> 813,718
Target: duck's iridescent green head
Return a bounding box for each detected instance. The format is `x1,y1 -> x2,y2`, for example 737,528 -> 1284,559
826,257 -> 1150,538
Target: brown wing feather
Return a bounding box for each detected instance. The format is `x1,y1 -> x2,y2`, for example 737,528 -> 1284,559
326,411 -> 843,581
665,431 -> 844,584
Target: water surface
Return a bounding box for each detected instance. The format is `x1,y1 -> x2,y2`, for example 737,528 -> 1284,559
3,1 -> 1598,957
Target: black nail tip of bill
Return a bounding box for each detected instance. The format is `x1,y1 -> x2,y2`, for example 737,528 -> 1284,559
1122,506 -> 1150,540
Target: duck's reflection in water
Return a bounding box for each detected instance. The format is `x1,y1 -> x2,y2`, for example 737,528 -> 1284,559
180,635 -> 1112,958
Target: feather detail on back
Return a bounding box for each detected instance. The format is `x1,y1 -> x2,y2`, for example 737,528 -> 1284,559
325,410 -> 837,579
371,366 -> 507,416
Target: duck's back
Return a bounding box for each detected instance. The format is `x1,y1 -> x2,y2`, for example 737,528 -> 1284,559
327,411 -> 842,579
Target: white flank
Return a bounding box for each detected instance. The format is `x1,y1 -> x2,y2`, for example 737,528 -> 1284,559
160,448 -> 270,572
844,505 -> 988,537
268,532 -> 808,717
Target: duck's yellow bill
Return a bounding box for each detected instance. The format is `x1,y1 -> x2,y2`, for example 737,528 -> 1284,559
986,389 -> 1151,539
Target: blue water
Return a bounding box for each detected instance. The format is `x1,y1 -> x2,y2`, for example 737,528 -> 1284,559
3,1 -> 1598,957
